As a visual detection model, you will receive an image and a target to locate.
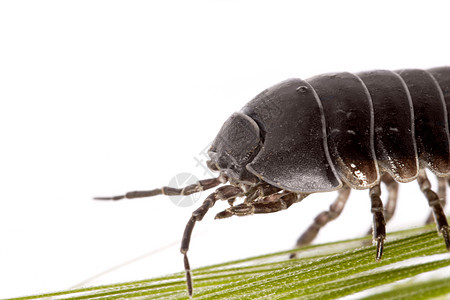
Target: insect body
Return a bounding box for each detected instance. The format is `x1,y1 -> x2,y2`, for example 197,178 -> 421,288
96,67 -> 450,297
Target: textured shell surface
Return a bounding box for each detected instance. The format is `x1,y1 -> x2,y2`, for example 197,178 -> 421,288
236,67 -> 450,192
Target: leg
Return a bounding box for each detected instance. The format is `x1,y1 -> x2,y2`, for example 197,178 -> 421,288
370,183 -> 386,261
366,173 -> 399,236
426,176 -> 447,224
417,169 -> 450,250
181,185 -> 243,297
215,184 -> 285,219
439,177 -> 447,208
382,173 -> 399,224
94,173 -> 227,200
289,186 -> 351,258
215,192 -> 307,219
244,183 -> 281,203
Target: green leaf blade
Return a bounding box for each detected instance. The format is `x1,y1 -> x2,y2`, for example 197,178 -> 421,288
8,224 -> 450,300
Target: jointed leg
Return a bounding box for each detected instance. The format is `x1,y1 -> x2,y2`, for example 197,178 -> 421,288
215,184 -> 287,219
94,173 -> 227,201
370,183 -> 386,261
289,186 -> 350,258
382,173 -> 399,224
426,176 -> 447,224
438,177 -> 447,207
417,169 -> 450,250
181,185 -> 243,297
366,173 -> 399,236
244,184 -> 281,203
214,192 -> 307,219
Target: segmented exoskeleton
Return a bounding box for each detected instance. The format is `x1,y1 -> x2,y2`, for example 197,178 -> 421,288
96,67 -> 450,297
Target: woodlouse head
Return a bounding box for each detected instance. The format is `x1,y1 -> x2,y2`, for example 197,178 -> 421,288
208,112 -> 262,185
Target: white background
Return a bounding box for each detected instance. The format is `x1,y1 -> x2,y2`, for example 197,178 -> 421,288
1,0 -> 450,298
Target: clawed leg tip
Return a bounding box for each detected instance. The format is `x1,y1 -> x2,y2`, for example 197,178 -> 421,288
375,252 -> 383,262
374,238 -> 384,261
440,227 -> 450,250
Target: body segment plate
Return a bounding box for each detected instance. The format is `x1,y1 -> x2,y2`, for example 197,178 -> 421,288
396,69 -> 450,176
357,70 -> 419,182
307,72 -> 379,189
428,67 -> 450,136
242,78 -> 342,193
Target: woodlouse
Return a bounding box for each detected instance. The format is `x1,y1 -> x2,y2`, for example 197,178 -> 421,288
96,67 -> 450,297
